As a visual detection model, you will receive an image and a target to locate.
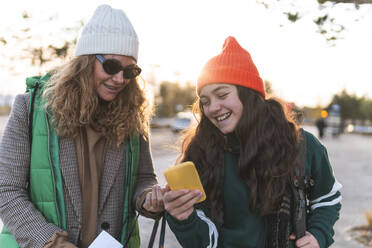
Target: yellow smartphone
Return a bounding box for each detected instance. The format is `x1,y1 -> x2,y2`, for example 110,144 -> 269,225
164,161 -> 206,203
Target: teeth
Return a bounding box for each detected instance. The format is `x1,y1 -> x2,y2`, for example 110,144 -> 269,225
105,84 -> 118,90
216,112 -> 231,122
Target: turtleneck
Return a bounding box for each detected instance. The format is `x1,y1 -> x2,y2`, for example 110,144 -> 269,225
224,132 -> 240,154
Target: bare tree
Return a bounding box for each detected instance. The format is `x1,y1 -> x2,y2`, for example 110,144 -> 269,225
0,10 -> 82,75
257,0 -> 372,43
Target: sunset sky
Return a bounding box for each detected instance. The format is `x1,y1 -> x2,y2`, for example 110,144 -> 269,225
0,0 -> 371,107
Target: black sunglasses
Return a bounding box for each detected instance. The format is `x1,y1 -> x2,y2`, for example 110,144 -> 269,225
95,54 -> 141,79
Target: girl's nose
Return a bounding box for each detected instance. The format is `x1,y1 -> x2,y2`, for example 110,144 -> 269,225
208,99 -> 221,113
111,70 -> 124,84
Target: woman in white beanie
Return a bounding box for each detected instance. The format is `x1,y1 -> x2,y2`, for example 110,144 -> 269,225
0,4 -> 163,248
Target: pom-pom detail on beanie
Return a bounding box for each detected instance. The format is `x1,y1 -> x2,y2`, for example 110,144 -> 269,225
75,4 -> 139,61
197,36 -> 265,97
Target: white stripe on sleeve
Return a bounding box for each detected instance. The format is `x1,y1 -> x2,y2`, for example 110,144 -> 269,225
311,195 -> 342,210
196,209 -> 218,248
310,180 -> 342,204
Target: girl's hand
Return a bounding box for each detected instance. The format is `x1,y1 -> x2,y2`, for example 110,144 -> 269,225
143,185 -> 165,213
163,185 -> 203,221
289,231 -> 320,248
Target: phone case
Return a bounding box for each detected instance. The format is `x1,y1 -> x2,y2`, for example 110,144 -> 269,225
164,161 -> 206,203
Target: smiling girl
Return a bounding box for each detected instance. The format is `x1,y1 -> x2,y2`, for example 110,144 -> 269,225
0,5 -> 163,248
163,36 -> 341,248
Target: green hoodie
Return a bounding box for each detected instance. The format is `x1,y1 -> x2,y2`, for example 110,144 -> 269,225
166,131 -> 341,248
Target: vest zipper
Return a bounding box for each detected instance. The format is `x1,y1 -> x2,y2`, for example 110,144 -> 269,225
125,141 -> 132,244
45,112 -> 62,227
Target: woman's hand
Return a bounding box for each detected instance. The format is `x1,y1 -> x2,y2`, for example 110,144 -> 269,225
163,185 -> 203,221
143,185 -> 165,213
289,231 -> 320,248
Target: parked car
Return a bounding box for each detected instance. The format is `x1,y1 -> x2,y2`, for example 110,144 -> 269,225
171,112 -> 195,133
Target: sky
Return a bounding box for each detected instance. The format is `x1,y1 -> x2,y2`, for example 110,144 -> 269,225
0,0 -> 371,107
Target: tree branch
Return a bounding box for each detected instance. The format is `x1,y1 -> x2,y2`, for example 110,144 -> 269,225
319,0 -> 372,4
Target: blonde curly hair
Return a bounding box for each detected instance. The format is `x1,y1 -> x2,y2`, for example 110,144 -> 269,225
43,55 -> 151,147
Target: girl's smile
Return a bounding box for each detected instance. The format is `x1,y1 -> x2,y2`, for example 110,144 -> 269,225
199,84 -> 243,134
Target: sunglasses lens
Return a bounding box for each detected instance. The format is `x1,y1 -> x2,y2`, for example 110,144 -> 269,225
99,56 -> 141,79
102,60 -> 122,75
123,65 -> 142,79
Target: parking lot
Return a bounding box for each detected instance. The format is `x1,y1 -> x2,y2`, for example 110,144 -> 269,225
1,116 -> 372,247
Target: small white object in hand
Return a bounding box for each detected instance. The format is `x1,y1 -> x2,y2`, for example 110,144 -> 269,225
88,230 -> 123,248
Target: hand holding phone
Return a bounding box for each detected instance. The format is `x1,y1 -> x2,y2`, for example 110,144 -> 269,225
164,161 -> 206,203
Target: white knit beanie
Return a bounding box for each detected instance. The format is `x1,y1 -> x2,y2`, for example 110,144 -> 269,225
75,4 -> 139,61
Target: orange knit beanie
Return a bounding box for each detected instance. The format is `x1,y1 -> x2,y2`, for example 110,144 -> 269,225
197,36 -> 265,97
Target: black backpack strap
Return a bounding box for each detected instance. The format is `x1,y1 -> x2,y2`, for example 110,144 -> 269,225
147,215 -> 166,248
159,216 -> 166,248
298,128 -> 315,192
292,128 -> 309,240
299,128 -> 306,173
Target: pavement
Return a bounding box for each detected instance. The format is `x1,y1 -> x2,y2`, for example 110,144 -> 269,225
141,126 -> 372,248
313,127 -> 372,248
1,117 -> 372,247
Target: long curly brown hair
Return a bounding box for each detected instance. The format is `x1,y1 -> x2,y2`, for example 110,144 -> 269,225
43,55 -> 151,146
179,86 -> 300,221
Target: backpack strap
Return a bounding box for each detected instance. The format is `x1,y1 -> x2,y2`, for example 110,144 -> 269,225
299,128 -> 306,175
291,128 -> 314,240
147,216 -> 166,248
298,128 -> 315,194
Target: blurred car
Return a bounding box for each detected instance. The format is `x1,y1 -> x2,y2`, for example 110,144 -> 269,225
171,112 -> 195,133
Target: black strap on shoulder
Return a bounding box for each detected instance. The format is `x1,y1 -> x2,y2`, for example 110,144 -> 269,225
292,128 -> 309,240
299,128 -> 306,173
298,128 -> 315,189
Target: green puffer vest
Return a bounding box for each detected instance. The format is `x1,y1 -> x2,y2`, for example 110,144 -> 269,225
0,74 -> 141,247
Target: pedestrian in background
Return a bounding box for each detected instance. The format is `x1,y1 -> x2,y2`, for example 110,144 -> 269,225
316,117 -> 327,139
0,4 -> 163,248
163,36 -> 341,248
